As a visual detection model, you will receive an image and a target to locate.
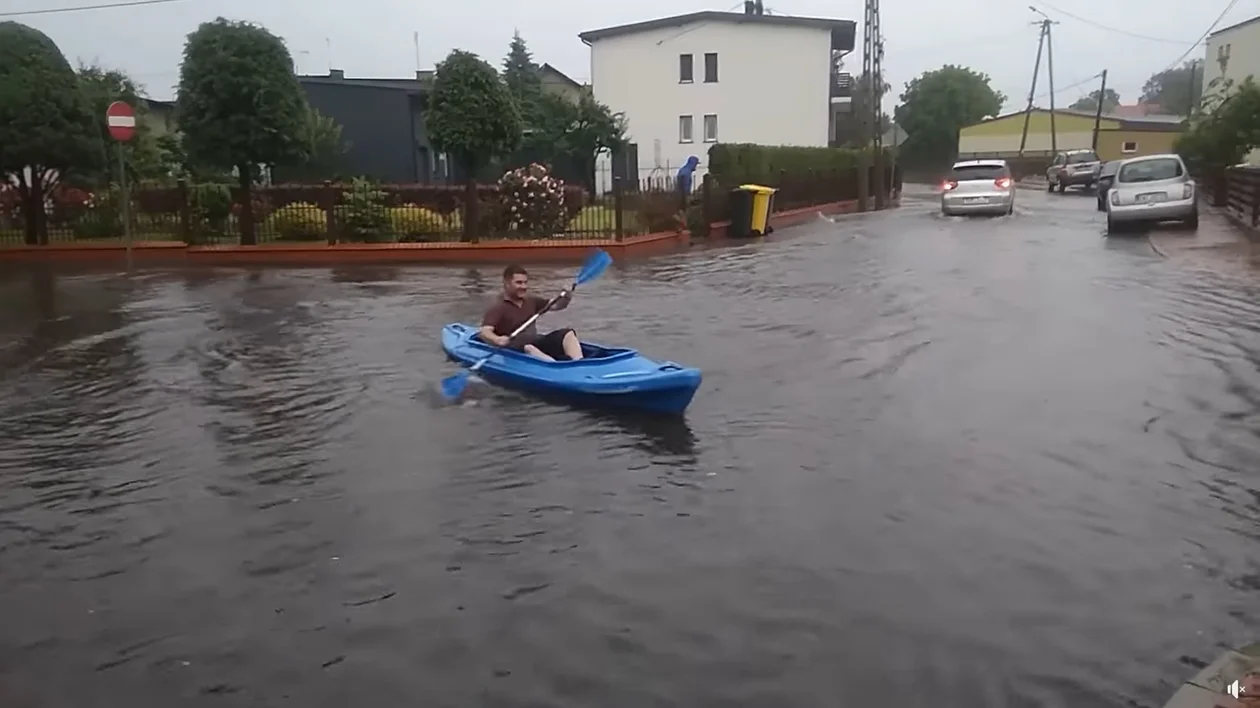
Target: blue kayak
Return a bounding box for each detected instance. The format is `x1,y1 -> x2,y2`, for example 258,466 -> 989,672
441,323 -> 702,414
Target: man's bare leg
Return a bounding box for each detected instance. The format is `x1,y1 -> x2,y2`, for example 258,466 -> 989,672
523,344 -> 555,362
561,330 -> 584,360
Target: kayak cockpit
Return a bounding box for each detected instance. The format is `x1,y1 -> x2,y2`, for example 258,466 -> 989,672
466,331 -> 635,363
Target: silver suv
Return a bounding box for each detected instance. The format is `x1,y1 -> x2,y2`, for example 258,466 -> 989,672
1046,149 -> 1101,193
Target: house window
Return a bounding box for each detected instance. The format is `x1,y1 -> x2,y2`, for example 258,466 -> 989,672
679,54 -> 693,83
703,114 -> 718,142
704,53 -> 718,82
1121,141 -> 1138,153
679,115 -> 694,143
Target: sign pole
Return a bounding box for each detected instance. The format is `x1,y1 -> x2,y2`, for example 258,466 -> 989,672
117,141 -> 132,271
105,100 -> 137,271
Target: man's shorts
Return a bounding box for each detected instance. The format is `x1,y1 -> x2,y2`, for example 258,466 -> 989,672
516,328 -> 575,360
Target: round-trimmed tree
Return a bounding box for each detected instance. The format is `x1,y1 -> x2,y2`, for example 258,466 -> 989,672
177,18 -> 308,244
0,22 -> 101,244
426,49 -> 521,241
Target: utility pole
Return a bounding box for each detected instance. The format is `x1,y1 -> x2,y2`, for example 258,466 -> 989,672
859,0 -> 882,211
1091,70 -> 1107,150
1045,19 -> 1057,154
1018,11 -> 1060,156
871,0 -> 885,209
1017,19 -> 1047,156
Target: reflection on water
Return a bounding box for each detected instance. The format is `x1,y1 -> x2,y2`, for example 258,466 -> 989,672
0,201 -> 1259,706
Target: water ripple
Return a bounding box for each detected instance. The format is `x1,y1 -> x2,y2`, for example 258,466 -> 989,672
1,198 -> 1259,706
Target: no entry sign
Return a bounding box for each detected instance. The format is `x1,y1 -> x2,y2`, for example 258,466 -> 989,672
105,101 -> 136,142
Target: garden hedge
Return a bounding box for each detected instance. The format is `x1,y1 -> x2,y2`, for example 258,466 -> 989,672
706,144 -> 870,187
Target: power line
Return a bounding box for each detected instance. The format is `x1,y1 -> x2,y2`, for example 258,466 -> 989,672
1035,70 -> 1101,101
0,0 -> 187,18
1151,0 -> 1241,75
1032,1 -> 1193,44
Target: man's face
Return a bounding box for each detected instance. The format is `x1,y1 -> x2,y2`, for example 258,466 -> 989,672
505,274 -> 528,300
1242,672 -> 1260,697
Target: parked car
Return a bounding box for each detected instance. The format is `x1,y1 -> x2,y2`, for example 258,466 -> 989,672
1095,160 -> 1122,211
940,159 -> 1016,216
1047,149 -> 1101,193
1105,153 -> 1197,234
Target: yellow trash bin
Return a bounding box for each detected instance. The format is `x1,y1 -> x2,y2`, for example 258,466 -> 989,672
730,184 -> 778,237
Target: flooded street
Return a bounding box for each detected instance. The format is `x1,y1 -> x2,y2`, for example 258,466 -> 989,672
1,187 -> 1259,707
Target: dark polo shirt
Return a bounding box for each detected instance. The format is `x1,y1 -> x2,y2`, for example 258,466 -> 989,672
482,295 -> 549,340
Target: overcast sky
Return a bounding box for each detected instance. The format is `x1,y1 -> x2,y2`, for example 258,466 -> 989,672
8,0 -> 1260,113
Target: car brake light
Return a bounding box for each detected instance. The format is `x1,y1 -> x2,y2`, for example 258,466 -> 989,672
1182,183 -> 1194,199
942,180 -> 958,191
994,177 -> 1012,189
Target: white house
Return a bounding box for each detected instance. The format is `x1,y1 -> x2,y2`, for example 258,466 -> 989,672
579,3 -> 856,190
1203,15 -> 1259,100
1202,14 -> 1260,164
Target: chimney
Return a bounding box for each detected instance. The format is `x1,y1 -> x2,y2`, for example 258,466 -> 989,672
744,0 -> 755,13
328,69 -> 344,79
754,0 -> 763,14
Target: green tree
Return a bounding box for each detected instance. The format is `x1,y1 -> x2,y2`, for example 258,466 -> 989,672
1069,88 -> 1121,113
1175,77 -> 1260,173
1141,60 -> 1203,116
0,21 -> 101,244
75,63 -> 168,182
836,72 -> 891,147
526,91 -> 626,188
894,65 -> 1005,166
283,106 -> 350,181
502,30 -> 542,117
176,17 -> 308,244
426,49 -> 521,241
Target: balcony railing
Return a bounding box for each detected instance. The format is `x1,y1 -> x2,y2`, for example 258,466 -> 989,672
831,71 -> 853,99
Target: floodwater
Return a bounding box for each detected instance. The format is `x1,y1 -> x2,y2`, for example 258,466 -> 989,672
1,187 -> 1258,707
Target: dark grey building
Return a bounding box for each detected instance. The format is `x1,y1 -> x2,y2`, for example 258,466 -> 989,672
294,70 -> 450,184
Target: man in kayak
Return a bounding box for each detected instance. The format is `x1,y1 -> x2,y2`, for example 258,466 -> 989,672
480,264 -> 585,362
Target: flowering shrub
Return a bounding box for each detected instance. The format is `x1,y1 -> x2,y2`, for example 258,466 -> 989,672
48,186 -> 92,226
498,163 -> 567,236
0,185 -> 20,227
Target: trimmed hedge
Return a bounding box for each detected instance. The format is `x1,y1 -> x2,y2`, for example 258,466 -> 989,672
707,143 -> 868,187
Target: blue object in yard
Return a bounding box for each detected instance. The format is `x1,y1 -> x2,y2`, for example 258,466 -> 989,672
676,155 -> 700,194
441,323 -> 702,415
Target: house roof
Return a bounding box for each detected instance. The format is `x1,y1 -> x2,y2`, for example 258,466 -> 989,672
540,63 -> 582,89
1109,102 -> 1167,117
298,70 -> 432,93
1208,13 -> 1260,38
970,107 -> 1185,131
578,11 -> 856,47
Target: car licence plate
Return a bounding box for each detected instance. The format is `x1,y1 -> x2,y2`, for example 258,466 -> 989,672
1136,192 -> 1167,203
964,197 -> 987,204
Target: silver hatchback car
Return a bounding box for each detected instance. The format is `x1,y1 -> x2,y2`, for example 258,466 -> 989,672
941,159 -> 1016,216
1105,154 -> 1198,234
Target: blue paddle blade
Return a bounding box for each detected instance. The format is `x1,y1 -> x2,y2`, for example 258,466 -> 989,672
439,370 -> 471,400
575,249 -> 612,286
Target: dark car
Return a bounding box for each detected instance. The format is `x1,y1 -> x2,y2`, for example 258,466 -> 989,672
1047,149 -> 1101,193
1095,160 -> 1123,211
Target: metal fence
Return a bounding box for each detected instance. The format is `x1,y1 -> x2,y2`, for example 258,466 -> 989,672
0,163 -> 901,246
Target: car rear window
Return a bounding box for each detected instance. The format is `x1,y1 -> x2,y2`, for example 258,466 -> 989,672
1118,158 -> 1183,183
950,165 -> 1007,181
1066,152 -> 1099,164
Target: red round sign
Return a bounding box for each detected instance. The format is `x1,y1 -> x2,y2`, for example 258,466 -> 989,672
105,101 -> 136,142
